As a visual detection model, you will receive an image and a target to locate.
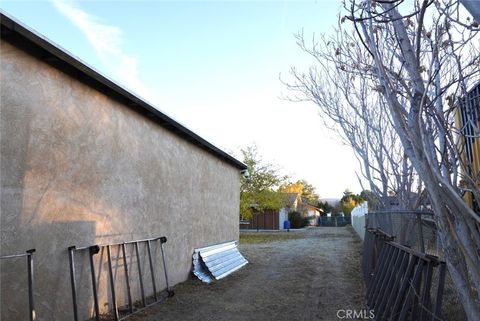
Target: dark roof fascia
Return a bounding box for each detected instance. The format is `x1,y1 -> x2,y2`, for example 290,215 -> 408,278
0,12 -> 247,171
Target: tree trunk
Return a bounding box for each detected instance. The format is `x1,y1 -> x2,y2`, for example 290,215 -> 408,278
359,3 -> 480,318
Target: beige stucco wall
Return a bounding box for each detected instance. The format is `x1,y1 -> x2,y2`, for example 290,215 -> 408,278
0,40 -> 241,320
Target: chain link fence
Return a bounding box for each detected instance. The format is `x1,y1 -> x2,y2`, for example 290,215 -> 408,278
366,211 -> 441,258
318,216 -> 352,227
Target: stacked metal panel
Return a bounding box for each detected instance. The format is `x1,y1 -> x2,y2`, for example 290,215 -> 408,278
193,241 -> 248,283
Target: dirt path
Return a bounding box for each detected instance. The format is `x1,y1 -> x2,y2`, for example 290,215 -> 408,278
127,227 -> 365,321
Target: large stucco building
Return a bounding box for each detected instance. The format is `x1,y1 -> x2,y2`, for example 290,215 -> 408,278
0,13 -> 246,321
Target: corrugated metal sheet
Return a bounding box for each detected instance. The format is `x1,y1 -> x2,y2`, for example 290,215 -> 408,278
192,241 -> 248,283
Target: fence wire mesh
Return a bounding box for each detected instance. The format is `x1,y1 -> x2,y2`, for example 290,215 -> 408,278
318,216 -> 352,227
366,211 -> 440,258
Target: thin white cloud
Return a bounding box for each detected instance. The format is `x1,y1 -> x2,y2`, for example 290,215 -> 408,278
52,0 -> 154,102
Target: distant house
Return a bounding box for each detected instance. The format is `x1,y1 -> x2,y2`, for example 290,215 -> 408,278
278,193 -> 302,229
303,203 -> 323,226
284,193 -> 302,211
281,194 -> 323,227
240,193 -> 322,230
240,209 -> 280,230
241,193 -> 301,230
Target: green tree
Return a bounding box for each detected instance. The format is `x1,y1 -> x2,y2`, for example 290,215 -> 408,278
331,202 -> 343,216
279,180 -> 303,194
240,146 -> 287,219
340,189 -> 364,216
341,198 -> 357,216
301,180 -> 320,205
317,200 -> 333,216
279,179 -> 319,205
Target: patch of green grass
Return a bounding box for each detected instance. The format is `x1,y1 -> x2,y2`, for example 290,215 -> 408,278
239,232 -> 303,244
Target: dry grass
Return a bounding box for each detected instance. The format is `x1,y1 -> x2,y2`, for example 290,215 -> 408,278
127,227 -> 364,321
438,271 -> 467,321
239,231 -> 304,244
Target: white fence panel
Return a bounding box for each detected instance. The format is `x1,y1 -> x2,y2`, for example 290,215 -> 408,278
351,202 -> 368,240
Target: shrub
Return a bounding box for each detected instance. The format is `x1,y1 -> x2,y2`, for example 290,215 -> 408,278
288,211 -> 309,228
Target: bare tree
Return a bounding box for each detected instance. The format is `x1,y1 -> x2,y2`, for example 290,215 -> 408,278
288,0 -> 480,319
286,0 -> 479,318
284,27 -> 420,210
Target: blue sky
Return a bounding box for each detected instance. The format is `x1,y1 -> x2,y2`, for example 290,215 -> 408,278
1,0 -> 362,198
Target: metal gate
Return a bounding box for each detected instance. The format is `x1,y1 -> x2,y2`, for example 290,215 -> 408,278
68,236 -> 173,321
0,249 -> 36,321
363,229 -> 446,321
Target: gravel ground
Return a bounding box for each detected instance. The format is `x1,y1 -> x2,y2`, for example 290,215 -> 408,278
126,226 -> 365,321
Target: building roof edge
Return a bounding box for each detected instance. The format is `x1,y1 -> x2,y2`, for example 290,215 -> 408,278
0,11 -> 247,171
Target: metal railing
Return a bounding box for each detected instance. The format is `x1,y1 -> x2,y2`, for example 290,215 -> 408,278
68,236 -> 174,321
0,249 -> 36,321
363,229 -> 446,321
